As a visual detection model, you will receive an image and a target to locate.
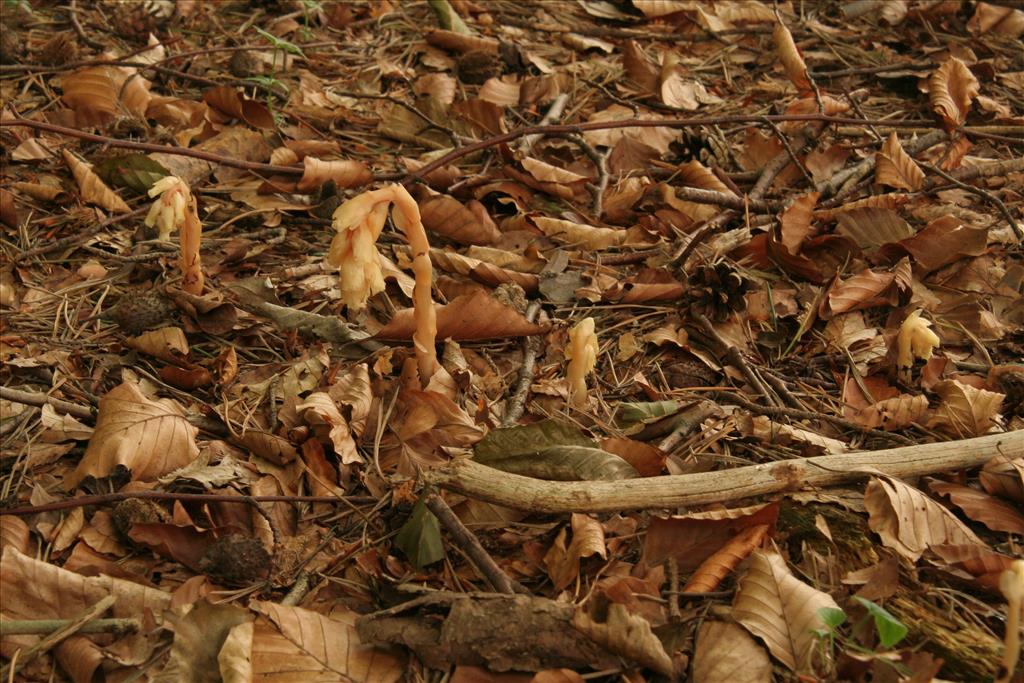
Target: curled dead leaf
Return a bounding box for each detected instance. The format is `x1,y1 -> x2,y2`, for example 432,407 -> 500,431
732,548 -> 839,672
864,475 -> 983,561
62,150 -> 131,214
929,58 -> 980,131
875,132 -> 925,191
67,381 -> 200,488
773,21 -> 812,95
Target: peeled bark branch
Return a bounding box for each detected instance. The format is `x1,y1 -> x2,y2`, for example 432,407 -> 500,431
424,431 -> 1023,513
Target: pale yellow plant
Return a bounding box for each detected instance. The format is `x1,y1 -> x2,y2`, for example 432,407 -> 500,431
896,309 -> 940,368
145,175 -> 189,241
566,317 -> 598,408
146,175 -> 203,295
329,184 -> 438,386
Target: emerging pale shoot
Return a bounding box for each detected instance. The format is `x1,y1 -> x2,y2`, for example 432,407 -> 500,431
566,317 -> 598,408
896,309 -> 940,368
328,184 -> 439,387
146,176 -> 204,295
998,560 -> 1023,683
145,175 -> 189,241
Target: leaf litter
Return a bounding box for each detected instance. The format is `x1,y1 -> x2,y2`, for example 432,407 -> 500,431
0,1 -> 1022,681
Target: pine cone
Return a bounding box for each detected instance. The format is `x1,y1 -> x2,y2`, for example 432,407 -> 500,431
687,261 -> 749,322
100,290 -> 175,335
36,32 -> 79,66
106,0 -> 165,42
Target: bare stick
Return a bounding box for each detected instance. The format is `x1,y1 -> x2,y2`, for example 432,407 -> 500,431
0,595 -> 116,680
424,491 -> 526,595
424,431 -> 1023,513
0,119 -> 302,177
0,617 -> 138,637
503,301 -> 542,426
692,312 -> 779,407
0,386 -> 94,420
0,491 -> 377,516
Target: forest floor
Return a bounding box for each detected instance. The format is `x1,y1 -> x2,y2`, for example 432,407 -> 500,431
1,1 -> 1023,681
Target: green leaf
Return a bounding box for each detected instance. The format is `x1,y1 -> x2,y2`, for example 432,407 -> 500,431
394,496 -> 444,570
473,420 -> 639,481
817,607 -> 847,631
614,401 -> 682,432
853,597 -> 907,649
95,155 -> 169,193
254,27 -> 305,56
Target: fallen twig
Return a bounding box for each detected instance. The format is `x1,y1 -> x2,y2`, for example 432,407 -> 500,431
0,595 -> 116,680
0,490 -> 377,516
423,431 -> 1022,513
424,491 -> 526,595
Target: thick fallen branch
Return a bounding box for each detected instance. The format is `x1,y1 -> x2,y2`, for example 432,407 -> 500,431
424,431 -> 1023,513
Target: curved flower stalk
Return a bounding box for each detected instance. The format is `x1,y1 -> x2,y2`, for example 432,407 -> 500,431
566,317 -> 598,408
329,184 -> 439,386
145,176 -> 204,295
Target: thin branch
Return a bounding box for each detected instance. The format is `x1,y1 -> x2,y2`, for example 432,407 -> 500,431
0,119 -> 304,176
0,491 -> 377,516
424,491 -> 526,595
0,595 -> 116,680
0,386 -> 95,420
424,432 -> 1021,513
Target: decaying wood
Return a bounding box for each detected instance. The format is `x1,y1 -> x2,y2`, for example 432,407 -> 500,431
425,431 -> 1024,513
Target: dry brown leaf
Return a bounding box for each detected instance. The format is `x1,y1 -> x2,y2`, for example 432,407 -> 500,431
544,513 -> 607,590
296,392 -> 360,464
572,602 -> 673,676
66,381 -> 200,488
900,215 -> 988,273
532,216 -> 626,249
419,193 -> 502,246
864,476 -> 984,561
822,258 -> 911,317
631,0 -> 696,17
125,326 -> 190,363
834,207 -> 914,250
621,40 -> 659,91
0,546 -> 171,674
203,85 -> 275,129
156,601 -> 253,682
235,429 -> 298,465
660,72 -> 722,110
929,543 -> 1017,592
645,503 -> 779,571
62,149 -> 131,214
684,524 -> 769,593
583,104 -> 679,154
61,66 -> 152,127
375,290 -> 545,341
979,455 -> 1024,503
928,379 -> 1004,437
773,21 -> 812,95
479,77 -> 522,107
853,394 -> 929,431
296,156 -> 373,192
778,192 -> 819,254
875,132 -> 925,190
927,478 -> 1024,534
968,2 -> 1024,37
521,157 -> 589,185
929,57 -> 980,131
599,436 -> 667,476
692,620 -> 772,683
732,548 -> 839,672
251,600 -> 405,683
